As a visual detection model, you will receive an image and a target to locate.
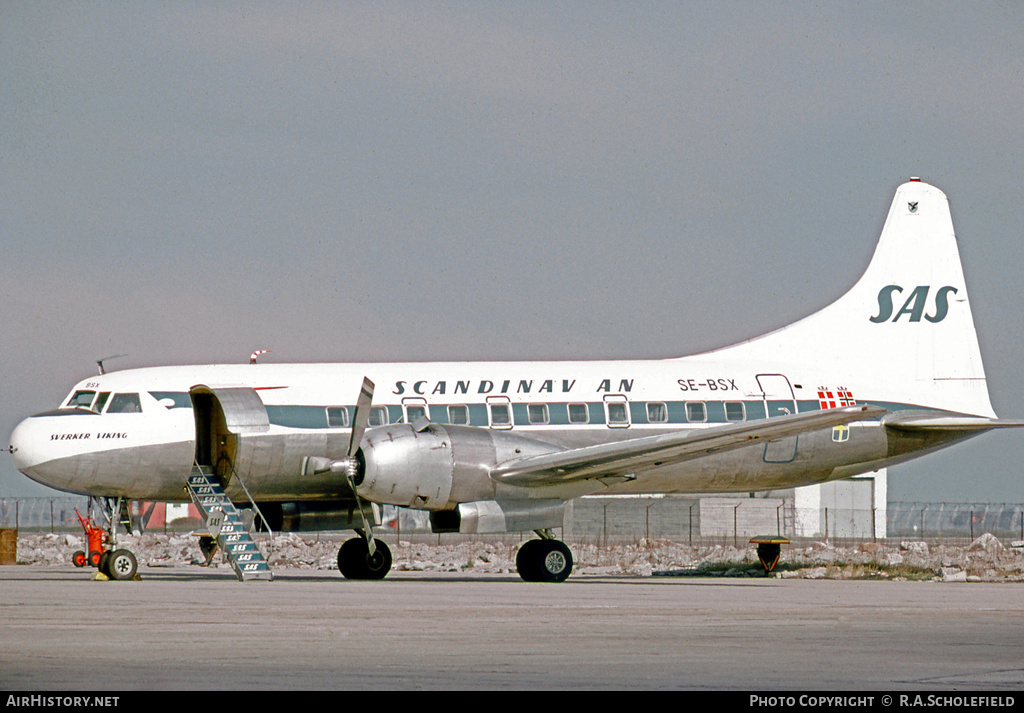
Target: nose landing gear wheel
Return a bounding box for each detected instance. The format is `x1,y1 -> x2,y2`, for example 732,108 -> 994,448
98,550 -> 111,576
107,549 -> 138,580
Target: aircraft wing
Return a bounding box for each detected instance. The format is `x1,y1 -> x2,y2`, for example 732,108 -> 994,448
882,411 -> 1024,431
491,404 -> 887,487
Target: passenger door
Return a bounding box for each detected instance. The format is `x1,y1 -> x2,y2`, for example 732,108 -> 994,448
756,374 -> 798,463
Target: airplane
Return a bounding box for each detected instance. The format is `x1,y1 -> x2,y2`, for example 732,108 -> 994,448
8,178 -> 1022,582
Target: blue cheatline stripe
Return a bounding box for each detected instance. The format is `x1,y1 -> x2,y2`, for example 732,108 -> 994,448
258,399 -> 813,428
264,405 -> 331,429
148,392 -> 899,429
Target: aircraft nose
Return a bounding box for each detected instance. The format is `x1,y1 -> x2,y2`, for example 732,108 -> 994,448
8,413 -> 103,496
9,416 -> 42,476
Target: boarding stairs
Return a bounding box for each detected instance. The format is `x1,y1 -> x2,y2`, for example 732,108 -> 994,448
186,464 -> 273,581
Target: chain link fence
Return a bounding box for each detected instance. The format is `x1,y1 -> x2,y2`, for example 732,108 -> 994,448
564,497 -> 1024,545
3,495 -> 1023,545
1,497 -> 92,532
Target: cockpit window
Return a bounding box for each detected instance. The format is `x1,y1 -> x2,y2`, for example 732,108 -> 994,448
66,391 -> 96,409
93,392 -> 111,413
106,393 -> 142,414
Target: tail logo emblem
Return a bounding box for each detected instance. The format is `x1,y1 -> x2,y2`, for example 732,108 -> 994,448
870,285 -> 959,323
908,201 -> 919,213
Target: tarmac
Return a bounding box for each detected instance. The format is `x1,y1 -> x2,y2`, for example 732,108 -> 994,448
1,564 -> 1023,691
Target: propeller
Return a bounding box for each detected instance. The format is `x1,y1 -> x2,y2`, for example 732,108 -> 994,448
341,377 -> 377,554
299,377 -> 378,553
301,376 -> 375,483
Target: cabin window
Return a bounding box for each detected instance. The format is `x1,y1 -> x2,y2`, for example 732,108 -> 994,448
406,405 -> 427,423
327,407 -> 350,428
368,406 -> 388,427
607,402 -> 629,425
725,401 -> 746,421
489,403 -> 512,427
106,393 -> 142,414
685,402 -> 706,423
527,404 -> 549,425
646,402 -> 668,423
66,391 -> 96,409
568,403 -> 589,424
448,405 -> 469,425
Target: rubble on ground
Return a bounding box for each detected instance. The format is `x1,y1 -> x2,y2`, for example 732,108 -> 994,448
9,532 -> 1024,581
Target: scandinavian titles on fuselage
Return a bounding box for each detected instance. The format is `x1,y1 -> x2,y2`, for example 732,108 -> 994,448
392,378 -> 634,395
392,377 -> 745,396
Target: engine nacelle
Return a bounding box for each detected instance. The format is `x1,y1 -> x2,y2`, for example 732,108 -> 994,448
430,499 -> 565,534
356,422 -> 561,509
255,500 -> 380,532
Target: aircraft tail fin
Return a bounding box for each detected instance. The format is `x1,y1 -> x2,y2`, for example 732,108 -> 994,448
709,179 -> 995,417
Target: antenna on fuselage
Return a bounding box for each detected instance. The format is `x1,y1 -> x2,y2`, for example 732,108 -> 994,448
96,354 -> 127,375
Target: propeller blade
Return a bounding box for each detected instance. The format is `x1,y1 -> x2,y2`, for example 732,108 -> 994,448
347,471 -> 376,556
348,377 -> 375,458
343,376 -> 377,555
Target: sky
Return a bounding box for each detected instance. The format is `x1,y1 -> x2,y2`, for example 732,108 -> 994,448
2,2 -> 1024,502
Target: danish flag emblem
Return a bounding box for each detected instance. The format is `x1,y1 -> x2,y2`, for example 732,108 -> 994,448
817,389 -> 856,409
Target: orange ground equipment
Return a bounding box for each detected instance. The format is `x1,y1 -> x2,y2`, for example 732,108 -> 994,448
71,507 -> 138,580
750,535 -> 789,573
72,508 -> 108,568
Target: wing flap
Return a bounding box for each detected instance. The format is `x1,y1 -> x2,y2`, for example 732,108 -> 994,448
491,404 -> 887,487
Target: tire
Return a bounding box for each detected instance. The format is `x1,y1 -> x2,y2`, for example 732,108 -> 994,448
337,537 -> 392,580
519,539 -> 573,583
88,550 -> 102,568
72,550 -> 87,568
97,550 -> 111,575
107,549 -> 138,581
515,539 -> 544,582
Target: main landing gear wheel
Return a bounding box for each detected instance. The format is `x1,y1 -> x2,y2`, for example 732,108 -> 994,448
106,549 -> 138,580
337,537 -> 392,580
516,539 -> 573,583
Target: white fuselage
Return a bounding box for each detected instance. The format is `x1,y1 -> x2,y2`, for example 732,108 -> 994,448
8,356 -> 958,506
